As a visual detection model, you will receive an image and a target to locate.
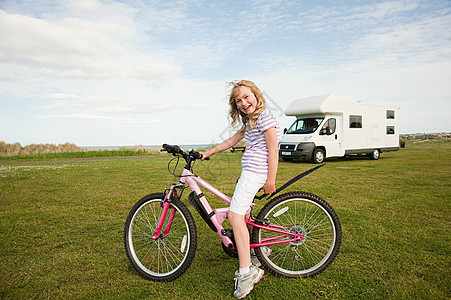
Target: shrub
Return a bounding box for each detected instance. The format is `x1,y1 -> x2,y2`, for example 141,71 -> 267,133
0,141 -> 86,156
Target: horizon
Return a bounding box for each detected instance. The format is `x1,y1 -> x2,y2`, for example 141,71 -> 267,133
2,131 -> 449,149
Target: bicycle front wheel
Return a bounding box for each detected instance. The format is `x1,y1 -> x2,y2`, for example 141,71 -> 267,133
252,191 -> 341,278
124,193 -> 197,281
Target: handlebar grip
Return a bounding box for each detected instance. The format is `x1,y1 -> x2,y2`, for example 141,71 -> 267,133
162,144 -> 181,154
193,152 -> 210,160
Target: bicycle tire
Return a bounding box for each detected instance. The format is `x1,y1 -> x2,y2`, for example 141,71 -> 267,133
124,193 -> 197,281
251,191 -> 341,278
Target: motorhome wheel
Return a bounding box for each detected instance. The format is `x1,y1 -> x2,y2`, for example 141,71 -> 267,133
369,149 -> 380,160
312,148 -> 325,164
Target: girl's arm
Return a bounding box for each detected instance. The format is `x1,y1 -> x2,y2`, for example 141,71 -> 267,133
262,127 -> 279,194
200,129 -> 244,160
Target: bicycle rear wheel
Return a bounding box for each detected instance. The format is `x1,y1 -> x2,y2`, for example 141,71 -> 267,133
252,191 -> 341,278
124,193 -> 197,281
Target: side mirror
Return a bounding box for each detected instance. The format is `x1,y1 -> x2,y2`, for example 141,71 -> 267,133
320,127 -> 331,135
283,128 -> 287,134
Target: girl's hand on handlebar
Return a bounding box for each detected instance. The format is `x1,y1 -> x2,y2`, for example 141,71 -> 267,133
199,151 -> 209,160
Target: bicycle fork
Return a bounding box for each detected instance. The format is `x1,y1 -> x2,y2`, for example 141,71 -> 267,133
151,183 -> 182,240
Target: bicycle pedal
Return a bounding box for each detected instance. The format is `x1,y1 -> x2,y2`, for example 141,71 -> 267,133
221,229 -> 234,238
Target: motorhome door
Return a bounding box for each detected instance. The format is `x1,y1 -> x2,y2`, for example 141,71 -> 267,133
318,117 -> 342,157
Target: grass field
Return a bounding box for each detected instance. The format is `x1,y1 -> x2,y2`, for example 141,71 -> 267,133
0,140 -> 450,299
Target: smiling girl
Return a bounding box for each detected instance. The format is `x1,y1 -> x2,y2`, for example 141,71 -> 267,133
201,80 -> 280,298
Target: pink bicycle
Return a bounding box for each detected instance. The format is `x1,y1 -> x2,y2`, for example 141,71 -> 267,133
124,144 -> 341,281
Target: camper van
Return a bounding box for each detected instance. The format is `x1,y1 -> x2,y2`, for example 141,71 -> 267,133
279,95 -> 399,163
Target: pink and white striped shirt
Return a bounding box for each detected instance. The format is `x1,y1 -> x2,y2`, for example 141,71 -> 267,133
242,109 -> 280,174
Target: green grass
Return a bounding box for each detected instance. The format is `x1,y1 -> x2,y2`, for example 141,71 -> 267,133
1,141 -> 450,299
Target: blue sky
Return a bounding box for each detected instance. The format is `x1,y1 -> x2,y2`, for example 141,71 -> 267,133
1,0 -> 450,146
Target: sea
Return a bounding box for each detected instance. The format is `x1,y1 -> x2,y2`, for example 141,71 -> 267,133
81,144 -> 213,151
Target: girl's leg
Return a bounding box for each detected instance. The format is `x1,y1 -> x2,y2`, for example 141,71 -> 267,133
228,211 -> 251,268
229,171 -> 267,269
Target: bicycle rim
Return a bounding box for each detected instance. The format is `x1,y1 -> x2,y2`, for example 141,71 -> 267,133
254,192 -> 341,277
126,198 -> 193,280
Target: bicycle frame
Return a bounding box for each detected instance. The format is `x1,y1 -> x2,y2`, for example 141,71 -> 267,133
151,167 -> 303,250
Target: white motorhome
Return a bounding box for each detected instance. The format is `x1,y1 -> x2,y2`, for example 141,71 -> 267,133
279,95 -> 400,163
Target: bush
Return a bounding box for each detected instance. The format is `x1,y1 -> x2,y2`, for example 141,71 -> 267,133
0,141 -> 87,156
0,141 -> 165,160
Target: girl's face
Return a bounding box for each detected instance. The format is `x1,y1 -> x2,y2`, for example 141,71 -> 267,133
234,86 -> 258,115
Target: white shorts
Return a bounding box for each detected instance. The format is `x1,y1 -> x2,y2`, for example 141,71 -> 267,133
230,170 -> 267,215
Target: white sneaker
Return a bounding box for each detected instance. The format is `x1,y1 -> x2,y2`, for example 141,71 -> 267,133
251,247 -> 272,267
233,265 -> 264,299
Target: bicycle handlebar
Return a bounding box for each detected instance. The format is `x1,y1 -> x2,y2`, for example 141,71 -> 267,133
161,144 -> 210,161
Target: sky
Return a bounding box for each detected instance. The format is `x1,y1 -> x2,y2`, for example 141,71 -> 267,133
0,0 -> 450,147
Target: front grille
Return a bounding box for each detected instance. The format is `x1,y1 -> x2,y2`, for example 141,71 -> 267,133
279,144 -> 296,150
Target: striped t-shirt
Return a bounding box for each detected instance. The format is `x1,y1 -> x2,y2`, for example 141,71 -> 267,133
242,109 -> 280,174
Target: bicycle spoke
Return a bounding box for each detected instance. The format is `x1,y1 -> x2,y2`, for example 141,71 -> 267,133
254,193 -> 340,277
126,197 -> 196,280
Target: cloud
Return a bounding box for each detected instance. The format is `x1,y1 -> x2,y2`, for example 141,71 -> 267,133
43,93 -> 173,114
137,1 -> 204,34
66,0 -> 103,12
38,113 -> 117,120
0,9 -> 181,80
38,113 -> 160,125
185,104 -> 209,109
349,14 -> 451,62
345,0 -> 420,24
296,0 -> 420,34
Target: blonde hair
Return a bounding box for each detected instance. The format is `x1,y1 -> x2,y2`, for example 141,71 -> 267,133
228,80 -> 266,130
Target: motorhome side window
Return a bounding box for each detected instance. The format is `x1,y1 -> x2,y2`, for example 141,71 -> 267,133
386,110 -> 395,119
320,118 -> 336,135
387,126 -> 395,134
350,115 -> 362,128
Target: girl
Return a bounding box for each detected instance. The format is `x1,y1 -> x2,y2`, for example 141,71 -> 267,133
201,80 -> 280,299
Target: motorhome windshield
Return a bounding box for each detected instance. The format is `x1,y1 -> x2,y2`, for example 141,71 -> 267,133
286,118 -> 324,134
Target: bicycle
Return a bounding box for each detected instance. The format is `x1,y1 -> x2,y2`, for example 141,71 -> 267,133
124,144 -> 342,282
